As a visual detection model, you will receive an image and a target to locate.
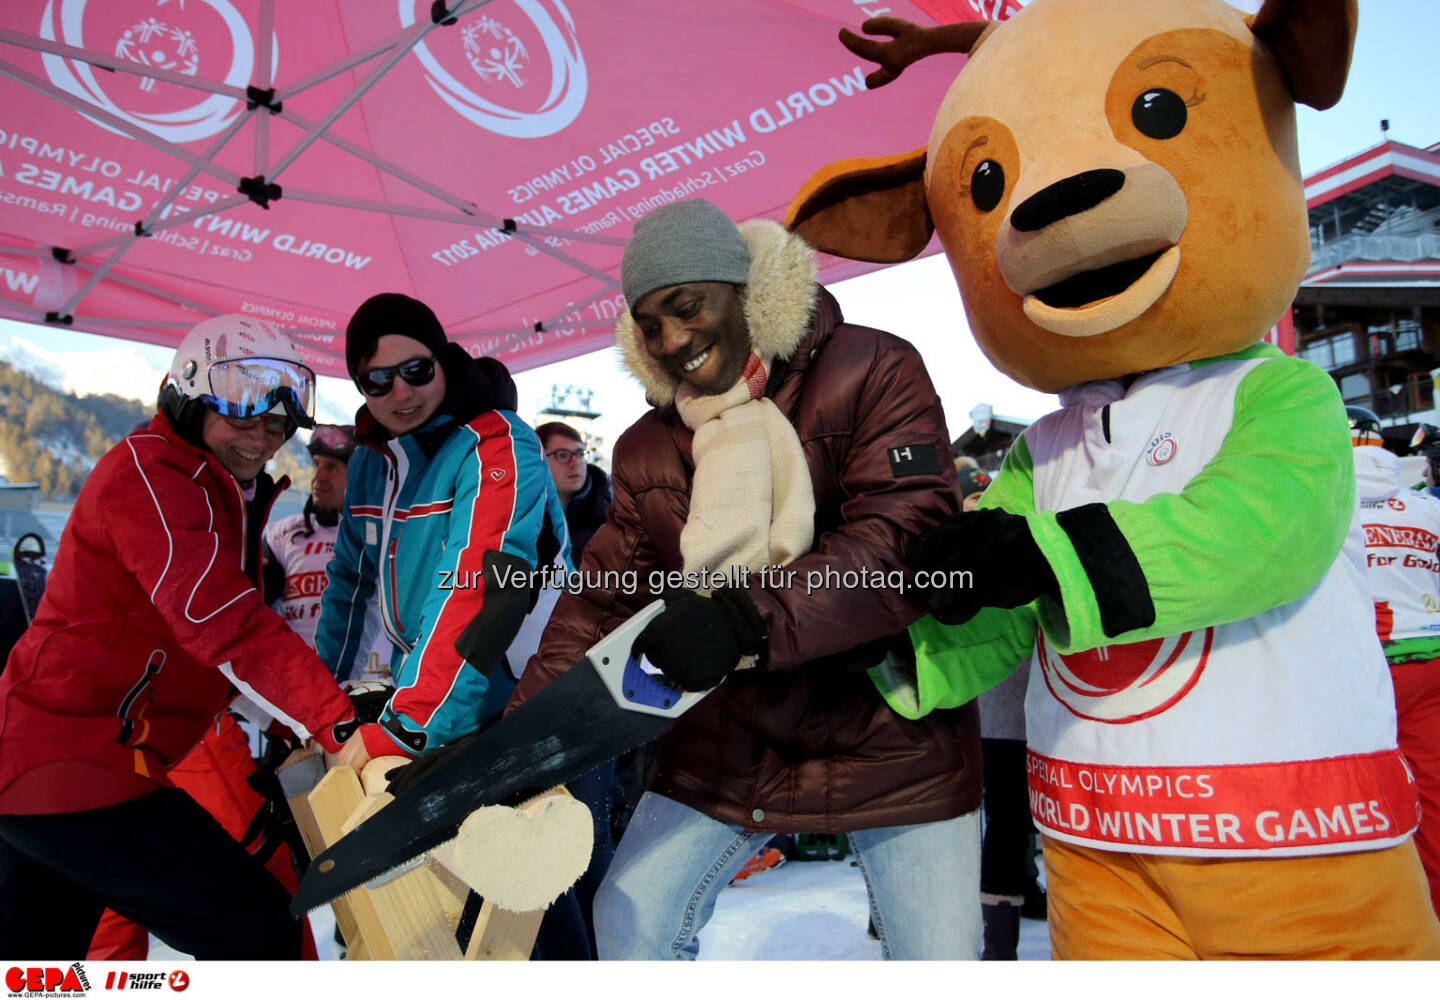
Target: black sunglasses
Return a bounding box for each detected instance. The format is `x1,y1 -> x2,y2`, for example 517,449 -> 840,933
357,356 -> 437,397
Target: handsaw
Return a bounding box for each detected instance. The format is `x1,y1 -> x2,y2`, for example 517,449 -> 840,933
291,600 -> 710,914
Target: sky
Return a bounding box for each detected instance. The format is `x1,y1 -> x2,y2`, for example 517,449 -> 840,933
2,0 -> 1437,458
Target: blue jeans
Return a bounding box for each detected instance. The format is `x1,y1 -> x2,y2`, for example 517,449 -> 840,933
594,791 -> 981,960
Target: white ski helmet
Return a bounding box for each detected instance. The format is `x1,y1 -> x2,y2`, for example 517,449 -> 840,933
160,315 -> 316,444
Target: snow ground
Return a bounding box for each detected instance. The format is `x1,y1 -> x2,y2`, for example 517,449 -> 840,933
701,857 -> 1051,961
153,857 -> 1050,961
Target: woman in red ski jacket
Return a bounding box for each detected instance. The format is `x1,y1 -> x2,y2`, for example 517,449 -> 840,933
0,315 -> 361,959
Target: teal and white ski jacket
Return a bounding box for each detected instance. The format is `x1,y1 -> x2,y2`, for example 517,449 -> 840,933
877,344 -> 1416,857
317,398 -> 568,756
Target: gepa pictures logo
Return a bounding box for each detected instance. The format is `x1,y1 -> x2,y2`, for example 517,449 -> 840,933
6,963 -> 89,995
40,0 -> 277,143
404,0 -> 586,138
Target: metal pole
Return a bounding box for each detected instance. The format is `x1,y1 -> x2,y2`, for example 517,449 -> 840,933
0,29 -> 250,100
57,114 -> 252,317
265,0 -> 492,184
0,59 -> 241,187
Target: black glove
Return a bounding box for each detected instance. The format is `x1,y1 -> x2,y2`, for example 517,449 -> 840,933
343,680 -> 394,724
383,729 -> 478,798
632,587 -> 767,692
382,725 -> 536,807
329,680 -> 394,746
906,508 -> 1057,625
241,732 -> 311,873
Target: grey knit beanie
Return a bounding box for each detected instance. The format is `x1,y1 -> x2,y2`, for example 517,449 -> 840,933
621,199 -> 751,312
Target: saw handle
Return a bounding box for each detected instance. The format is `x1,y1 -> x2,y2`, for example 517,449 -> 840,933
587,600 -> 714,718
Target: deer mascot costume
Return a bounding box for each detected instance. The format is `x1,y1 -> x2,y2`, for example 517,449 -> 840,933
787,0 -> 1440,959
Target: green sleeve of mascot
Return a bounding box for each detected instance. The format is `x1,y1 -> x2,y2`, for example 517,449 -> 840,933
877,352 -> 1354,720
878,443 -> 1041,720
1032,354 -> 1353,653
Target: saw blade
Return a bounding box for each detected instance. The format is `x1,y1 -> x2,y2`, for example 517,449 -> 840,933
291,657 -> 675,914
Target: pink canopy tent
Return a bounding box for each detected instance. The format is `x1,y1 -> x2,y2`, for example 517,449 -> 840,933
0,0 -> 1026,379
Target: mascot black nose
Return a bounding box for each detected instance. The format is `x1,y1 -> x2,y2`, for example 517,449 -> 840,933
1010,169 -> 1126,232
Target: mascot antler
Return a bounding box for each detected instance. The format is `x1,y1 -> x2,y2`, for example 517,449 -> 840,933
839,17 -> 990,89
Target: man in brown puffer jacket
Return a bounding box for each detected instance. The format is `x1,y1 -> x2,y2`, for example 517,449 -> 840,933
510,198 -> 982,960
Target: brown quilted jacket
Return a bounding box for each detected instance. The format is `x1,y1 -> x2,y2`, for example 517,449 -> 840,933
511,221 -> 980,832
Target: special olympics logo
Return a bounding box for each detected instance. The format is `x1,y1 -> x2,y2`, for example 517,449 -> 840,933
404,0 -> 586,138
1036,626 -> 1212,723
40,0 -> 277,143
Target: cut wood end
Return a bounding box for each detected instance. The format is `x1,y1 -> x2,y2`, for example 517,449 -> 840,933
453,792 -> 594,913
360,755 -> 411,795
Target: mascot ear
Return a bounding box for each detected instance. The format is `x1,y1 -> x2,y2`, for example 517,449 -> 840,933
1249,0 -> 1358,110
785,149 -> 932,263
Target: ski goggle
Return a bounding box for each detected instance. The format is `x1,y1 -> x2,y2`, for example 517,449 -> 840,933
310,424 -> 356,451
356,356 -> 437,397
201,356 -> 316,429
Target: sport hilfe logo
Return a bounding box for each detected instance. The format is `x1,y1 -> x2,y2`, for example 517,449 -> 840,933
405,0 -> 586,139
101,970 -> 187,991
40,0 -> 277,143
5,964 -> 89,995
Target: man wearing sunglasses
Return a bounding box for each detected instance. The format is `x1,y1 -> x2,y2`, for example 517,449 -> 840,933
0,315 -> 370,958
316,293 -> 567,771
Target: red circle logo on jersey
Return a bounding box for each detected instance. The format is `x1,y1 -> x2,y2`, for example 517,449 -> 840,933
1037,627 -> 1212,723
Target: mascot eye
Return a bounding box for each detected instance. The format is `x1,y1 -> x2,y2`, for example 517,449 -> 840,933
1131,88 -> 1187,139
970,160 -> 1005,212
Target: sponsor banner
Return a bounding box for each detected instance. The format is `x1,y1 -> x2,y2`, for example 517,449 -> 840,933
1362,521 -> 1439,554
280,569 -> 326,601
1026,748 -> 1420,855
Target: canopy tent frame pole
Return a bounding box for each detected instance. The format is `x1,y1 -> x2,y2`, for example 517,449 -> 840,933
279,187 -> 626,247
99,270 -> 225,318
276,331 -> 347,362
538,286 -> 625,329
55,114 -> 253,320
280,105 -> 485,213
510,232 -> 620,288
0,59 -> 242,189
263,0 -> 492,186
273,24 -> 419,103
253,0 -> 275,178
66,195 -> 251,259
0,303 -> 47,323
457,316 -> 620,359
462,317 -> 621,340
70,317 -> 205,329
0,245 -> 60,258
0,29 -> 251,101
270,113 -> 630,246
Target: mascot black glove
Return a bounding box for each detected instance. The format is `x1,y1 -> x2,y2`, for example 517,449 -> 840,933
633,586 -> 767,692
906,508 -> 1058,625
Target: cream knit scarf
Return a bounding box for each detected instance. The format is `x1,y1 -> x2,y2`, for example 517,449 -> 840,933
674,351 -> 815,594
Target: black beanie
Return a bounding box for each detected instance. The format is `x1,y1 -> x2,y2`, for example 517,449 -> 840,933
346,293 -> 448,380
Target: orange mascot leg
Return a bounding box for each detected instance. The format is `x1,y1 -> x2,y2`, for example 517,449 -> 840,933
1044,835 -> 1440,959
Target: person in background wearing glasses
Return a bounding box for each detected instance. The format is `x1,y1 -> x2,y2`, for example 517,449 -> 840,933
0,315 -> 370,958
536,422 -> 611,562
315,293 -> 568,775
